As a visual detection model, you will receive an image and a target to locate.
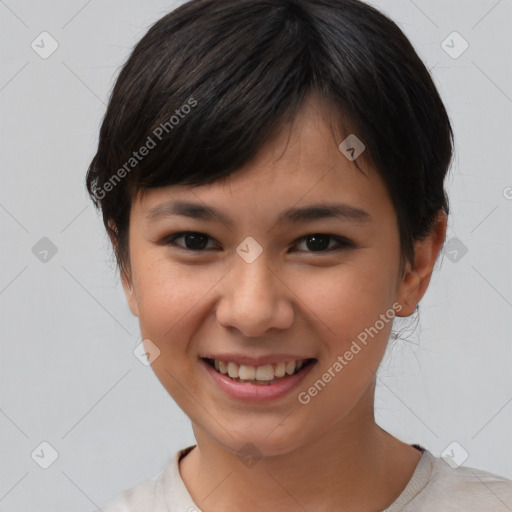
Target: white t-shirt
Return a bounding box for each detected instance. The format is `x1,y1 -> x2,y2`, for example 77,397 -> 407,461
96,444 -> 512,511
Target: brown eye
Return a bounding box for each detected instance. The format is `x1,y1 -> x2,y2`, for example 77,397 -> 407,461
183,233 -> 209,250
165,232 -> 215,251
294,234 -> 353,253
304,234 -> 330,251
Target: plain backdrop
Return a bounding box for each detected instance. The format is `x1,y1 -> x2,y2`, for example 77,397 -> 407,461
1,0 -> 511,510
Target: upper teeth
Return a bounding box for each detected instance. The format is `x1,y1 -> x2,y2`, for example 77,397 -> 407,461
213,359 -> 306,381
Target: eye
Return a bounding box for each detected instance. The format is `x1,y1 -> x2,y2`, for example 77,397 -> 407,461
293,234 -> 353,253
161,231 -> 353,254
163,232 -> 218,251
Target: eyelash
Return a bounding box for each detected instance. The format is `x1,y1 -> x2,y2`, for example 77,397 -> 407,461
161,231 -> 354,253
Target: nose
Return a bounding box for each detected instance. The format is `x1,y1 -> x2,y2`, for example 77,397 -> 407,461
215,252 -> 295,338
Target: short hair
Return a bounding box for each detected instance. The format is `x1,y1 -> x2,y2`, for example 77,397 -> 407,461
85,0 -> 454,281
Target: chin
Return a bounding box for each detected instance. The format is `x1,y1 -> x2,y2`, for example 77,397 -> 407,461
206,418 -> 313,461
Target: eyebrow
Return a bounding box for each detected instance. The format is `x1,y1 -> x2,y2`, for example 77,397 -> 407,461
146,200 -> 371,226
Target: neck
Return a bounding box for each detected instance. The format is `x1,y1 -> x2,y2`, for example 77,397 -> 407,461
180,389 -> 421,512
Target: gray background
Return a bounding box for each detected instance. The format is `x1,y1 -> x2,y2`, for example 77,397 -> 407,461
1,0 -> 511,510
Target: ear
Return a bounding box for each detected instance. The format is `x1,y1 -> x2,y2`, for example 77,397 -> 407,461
120,267 -> 139,318
108,221 -> 139,318
395,210 -> 447,317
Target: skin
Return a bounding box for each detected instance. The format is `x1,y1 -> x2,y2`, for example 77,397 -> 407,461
116,96 -> 447,512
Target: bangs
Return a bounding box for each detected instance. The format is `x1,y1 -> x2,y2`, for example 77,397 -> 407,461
86,0 -> 454,278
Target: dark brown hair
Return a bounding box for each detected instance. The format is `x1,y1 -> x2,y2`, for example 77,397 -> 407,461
85,0 -> 454,282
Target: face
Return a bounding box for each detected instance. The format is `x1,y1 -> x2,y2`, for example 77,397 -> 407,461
120,98 -> 435,458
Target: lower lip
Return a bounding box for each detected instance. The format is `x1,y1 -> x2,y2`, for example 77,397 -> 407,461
201,359 -> 316,402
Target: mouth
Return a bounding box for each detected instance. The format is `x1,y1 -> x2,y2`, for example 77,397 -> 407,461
201,357 -> 316,385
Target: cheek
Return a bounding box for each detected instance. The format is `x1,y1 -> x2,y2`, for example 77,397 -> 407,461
133,259 -> 224,345
133,264 -> 209,399
293,268 -> 396,427
132,257 -> 187,335
289,257 -> 397,338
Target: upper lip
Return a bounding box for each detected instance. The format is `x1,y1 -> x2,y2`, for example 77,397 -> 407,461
200,353 -> 315,366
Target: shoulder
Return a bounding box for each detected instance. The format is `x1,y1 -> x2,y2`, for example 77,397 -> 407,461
411,451 -> 512,511
94,468 -> 162,512
92,446 -> 197,512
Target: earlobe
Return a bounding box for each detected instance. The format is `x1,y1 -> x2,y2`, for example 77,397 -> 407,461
396,210 -> 447,317
395,269 -> 421,316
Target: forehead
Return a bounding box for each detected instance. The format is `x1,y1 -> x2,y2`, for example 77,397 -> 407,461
131,98 -> 394,227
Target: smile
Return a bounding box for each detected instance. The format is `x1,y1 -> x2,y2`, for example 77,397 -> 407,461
200,355 -> 317,401
203,357 -> 315,385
